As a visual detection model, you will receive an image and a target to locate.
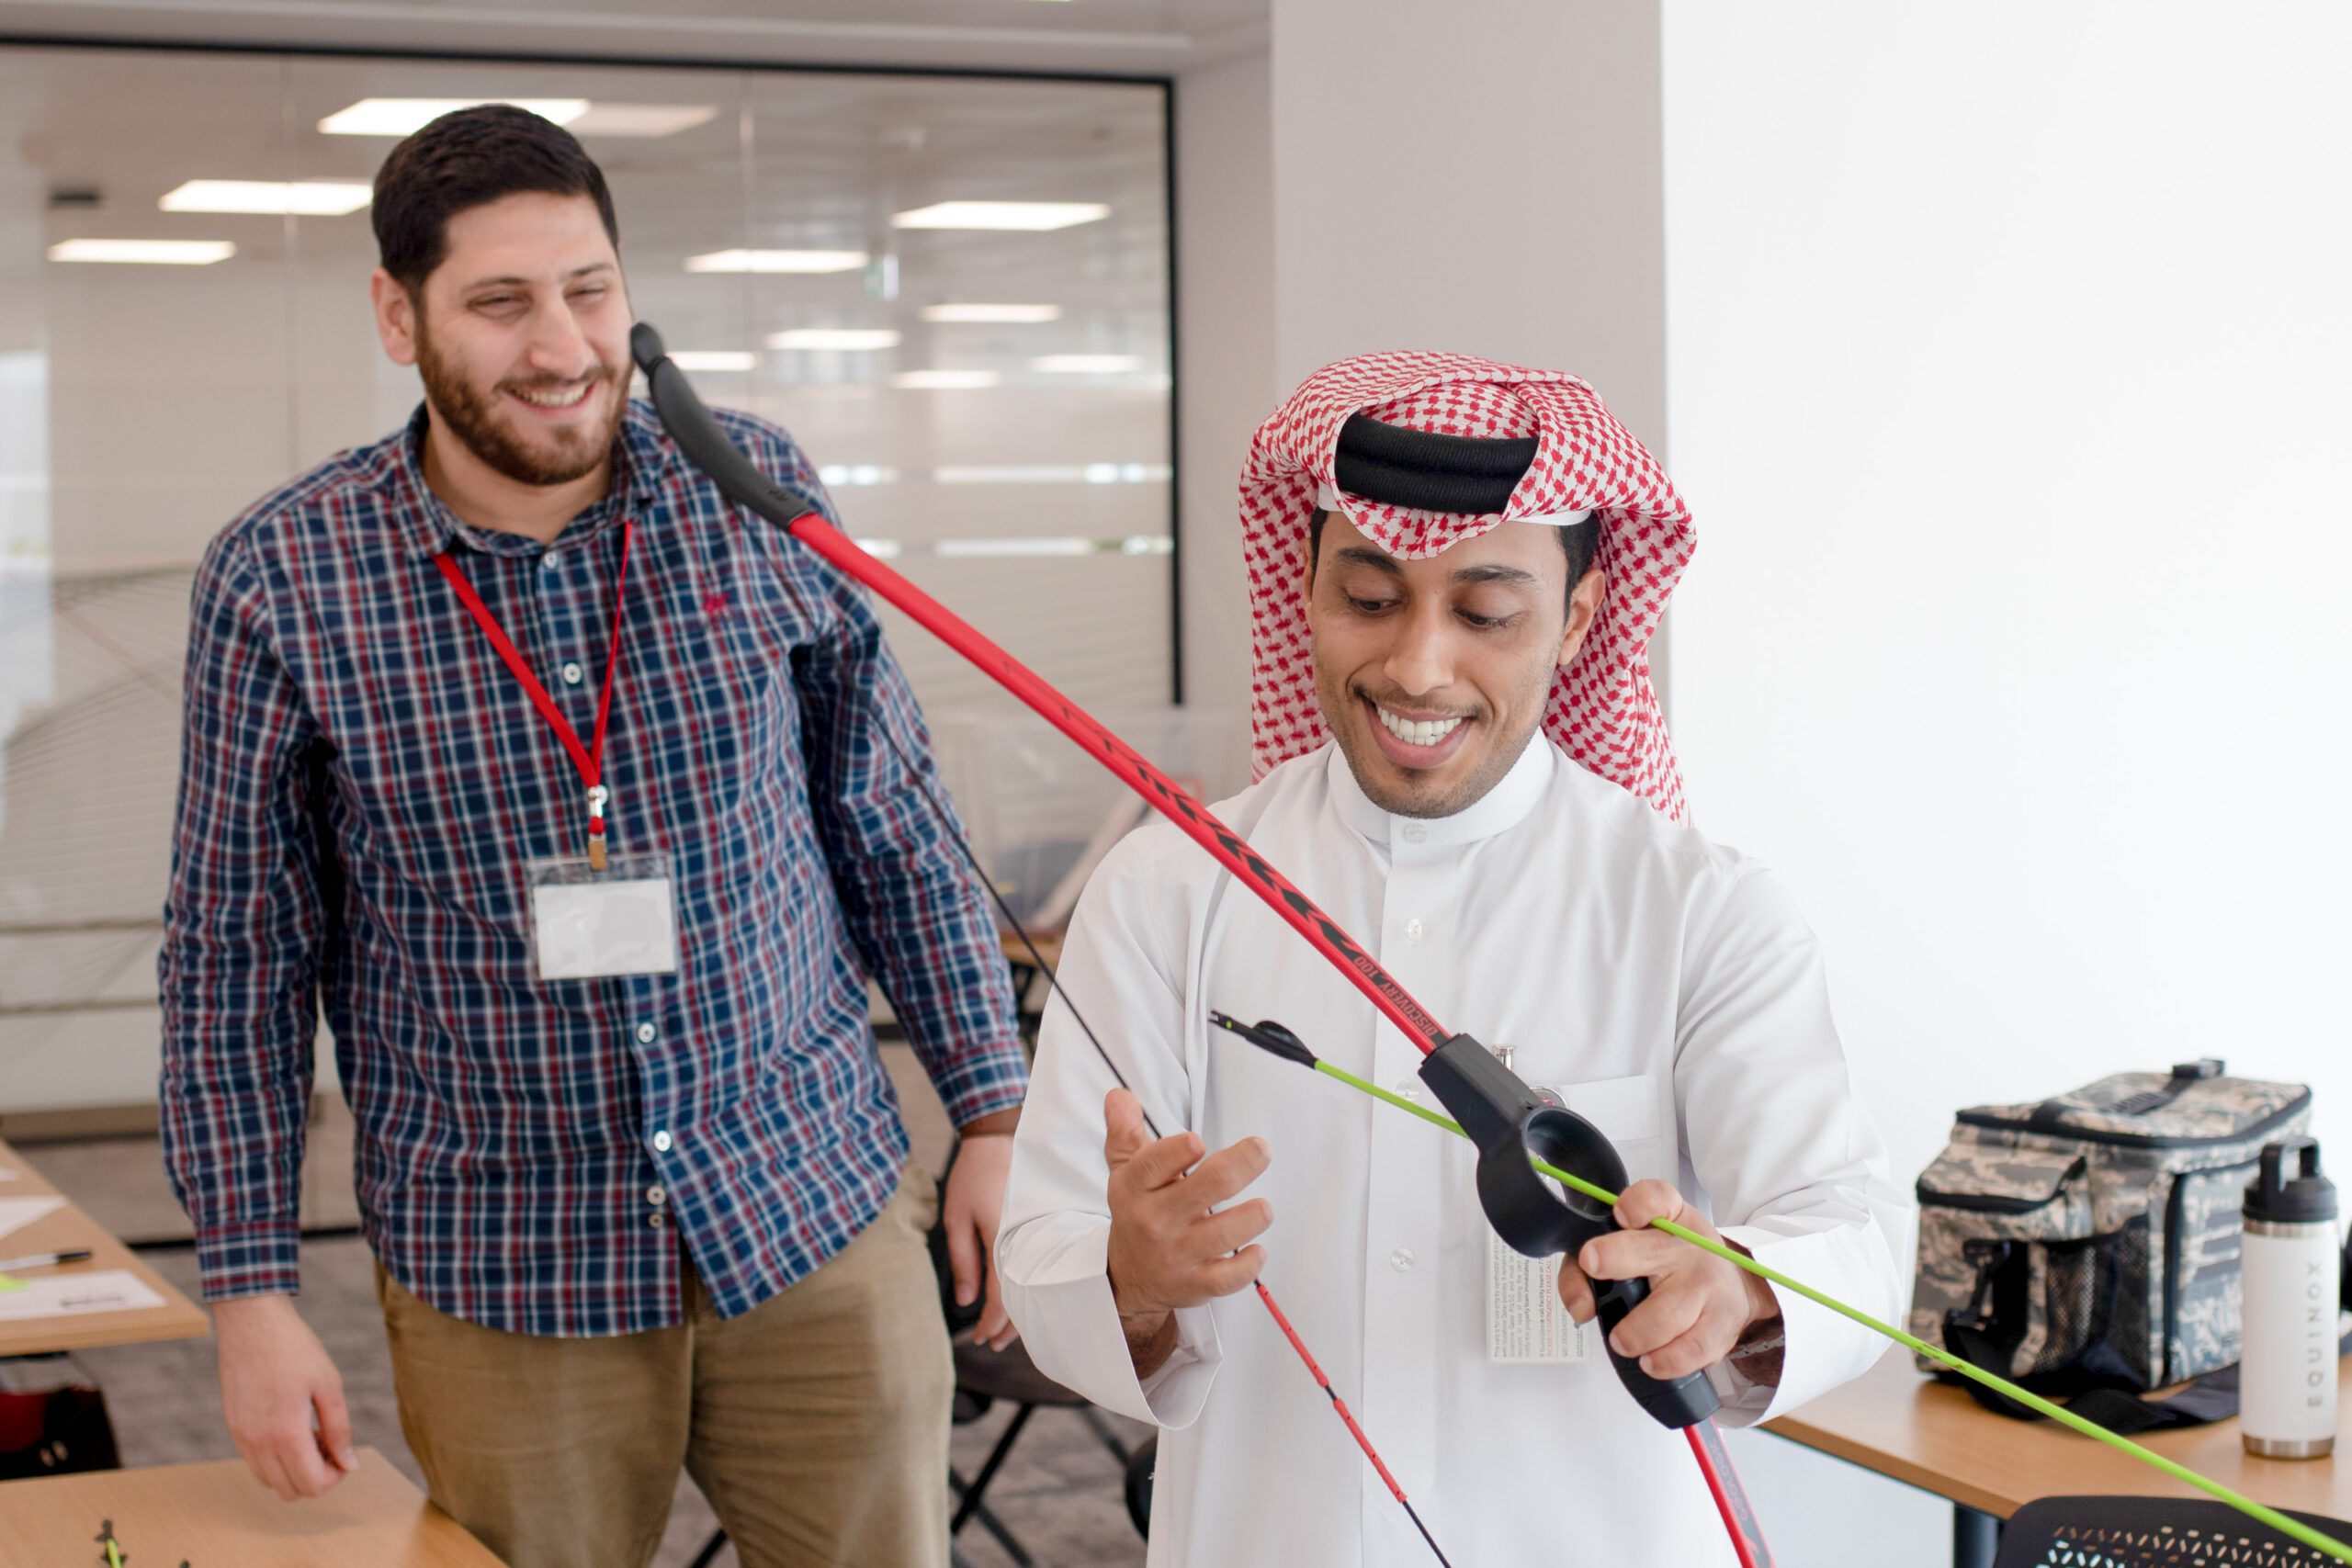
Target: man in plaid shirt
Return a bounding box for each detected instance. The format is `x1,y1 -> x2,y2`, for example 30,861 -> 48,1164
158,106 -> 1028,1568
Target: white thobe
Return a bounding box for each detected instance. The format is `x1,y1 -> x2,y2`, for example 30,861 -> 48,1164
998,738 -> 1914,1566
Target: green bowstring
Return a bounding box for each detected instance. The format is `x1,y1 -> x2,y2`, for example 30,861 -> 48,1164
1310,1057 -> 2352,1565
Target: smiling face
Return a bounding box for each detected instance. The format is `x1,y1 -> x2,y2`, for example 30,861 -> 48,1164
1306,508 -> 1605,818
372,189 -> 630,489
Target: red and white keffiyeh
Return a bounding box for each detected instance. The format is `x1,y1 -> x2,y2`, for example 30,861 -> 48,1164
1240,351 -> 1696,820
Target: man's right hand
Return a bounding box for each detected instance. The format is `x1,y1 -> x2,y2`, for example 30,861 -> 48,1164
1102,1088 -> 1272,1377
214,1293 -> 356,1500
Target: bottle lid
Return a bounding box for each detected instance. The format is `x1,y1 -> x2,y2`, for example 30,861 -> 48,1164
2245,1136 -> 2337,1224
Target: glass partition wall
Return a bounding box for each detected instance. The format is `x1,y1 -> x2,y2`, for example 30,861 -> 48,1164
0,44 -> 1174,1111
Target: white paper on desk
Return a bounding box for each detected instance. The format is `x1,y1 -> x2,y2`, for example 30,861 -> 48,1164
0,1195 -> 64,1241
0,1269 -> 165,1321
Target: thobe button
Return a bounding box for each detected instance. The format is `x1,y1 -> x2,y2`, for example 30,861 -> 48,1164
1402,825 -> 1428,844
1404,919 -> 1424,942
651,1129 -> 673,1153
1390,1247 -> 1416,1272
646,1185 -> 666,1205
635,1022 -> 657,1044
561,660 -> 583,685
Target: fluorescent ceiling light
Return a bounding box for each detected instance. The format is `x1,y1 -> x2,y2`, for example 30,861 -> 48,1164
920,303 -> 1062,324
566,104 -> 720,138
853,538 -> 903,558
667,351 -> 757,372
320,98 -> 587,136
685,248 -> 867,275
767,329 -> 900,351
934,465 -> 1086,485
892,201 -> 1109,231
933,463 -> 1166,485
937,536 -> 1102,558
818,465 -> 899,487
48,238 -> 235,265
892,369 -> 1001,390
1031,354 -> 1141,374
160,180 -> 371,216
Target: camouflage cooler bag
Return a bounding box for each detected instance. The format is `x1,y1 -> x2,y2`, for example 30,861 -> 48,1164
1911,1058 -> 2311,1395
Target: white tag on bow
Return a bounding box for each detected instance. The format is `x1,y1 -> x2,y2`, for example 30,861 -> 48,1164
527,853 -> 680,980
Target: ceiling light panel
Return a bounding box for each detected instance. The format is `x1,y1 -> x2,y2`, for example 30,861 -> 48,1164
1031,354 -> 1142,373
767,329 -> 901,351
892,369 -> 1002,389
920,303 -> 1063,324
159,180 -> 371,216
685,249 -> 868,274
666,351 -> 758,372
892,201 -> 1110,231
565,105 -> 721,138
320,98 -> 588,136
49,239 -> 236,265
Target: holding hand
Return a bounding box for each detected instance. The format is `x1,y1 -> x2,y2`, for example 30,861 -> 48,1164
1555,1179 -> 1781,1382
1102,1089 -> 1272,1374
214,1294 -> 356,1501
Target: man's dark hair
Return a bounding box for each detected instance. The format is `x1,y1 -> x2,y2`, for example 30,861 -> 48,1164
1308,508 -> 1599,615
372,104 -> 619,295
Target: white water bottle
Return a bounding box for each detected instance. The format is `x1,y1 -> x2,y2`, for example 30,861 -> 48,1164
2241,1136 -> 2340,1457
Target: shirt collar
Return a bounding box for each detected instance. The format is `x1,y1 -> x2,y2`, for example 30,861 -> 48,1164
387,397 -> 673,561
1326,730 -> 1555,852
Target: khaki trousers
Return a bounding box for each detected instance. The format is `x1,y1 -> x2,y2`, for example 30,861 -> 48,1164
375,1176 -> 954,1568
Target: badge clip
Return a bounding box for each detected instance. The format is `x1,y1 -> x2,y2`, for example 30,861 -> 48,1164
586,784 -> 611,872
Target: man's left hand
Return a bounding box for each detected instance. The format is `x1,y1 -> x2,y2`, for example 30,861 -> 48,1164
1555,1179 -> 1780,1381
943,1126 -> 1019,1350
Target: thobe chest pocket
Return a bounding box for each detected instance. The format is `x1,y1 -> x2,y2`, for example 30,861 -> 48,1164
1554,1073 -> 1667,1186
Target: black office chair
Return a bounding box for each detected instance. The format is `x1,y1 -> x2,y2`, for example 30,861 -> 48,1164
1990,1496 -> 2352,1567
688,1141 -> 1142,1568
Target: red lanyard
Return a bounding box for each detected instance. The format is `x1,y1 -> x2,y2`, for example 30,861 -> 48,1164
433,520 -> 636,869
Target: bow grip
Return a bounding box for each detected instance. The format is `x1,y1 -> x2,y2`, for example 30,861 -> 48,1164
1419,1032 -> 1721,1429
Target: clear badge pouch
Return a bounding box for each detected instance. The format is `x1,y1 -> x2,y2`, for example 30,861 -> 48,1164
1483,1051 -> 1592,1364
526,853 -> 680,980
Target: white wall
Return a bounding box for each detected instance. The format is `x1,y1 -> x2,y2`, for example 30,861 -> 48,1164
1663,4 -> 2352,1561
1174,48 -> 1275,723
1169,0 -> 1670,766
1267,0 -> 1668,429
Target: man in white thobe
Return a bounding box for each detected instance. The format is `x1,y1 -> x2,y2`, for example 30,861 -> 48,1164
998,353 -> 1914,1565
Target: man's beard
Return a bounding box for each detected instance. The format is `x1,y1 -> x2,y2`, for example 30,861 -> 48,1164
1317,671 -> 1545,820
414,320 -> 621,488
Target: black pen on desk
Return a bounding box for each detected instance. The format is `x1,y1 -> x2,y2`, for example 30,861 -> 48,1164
0,1248 -> 94,1272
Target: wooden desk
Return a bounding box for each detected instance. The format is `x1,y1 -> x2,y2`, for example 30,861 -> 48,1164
0,1448 -> 504,1565
1767,1347 -> 2351,1562
1001,930 -> 1065,971
0,1134 -> 209,1357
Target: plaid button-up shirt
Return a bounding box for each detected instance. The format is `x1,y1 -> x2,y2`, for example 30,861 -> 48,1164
159,400 -> 1027,1336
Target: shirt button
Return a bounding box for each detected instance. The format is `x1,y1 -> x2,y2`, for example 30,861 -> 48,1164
541,551 -> 561,571
1391,1079 -> 1419,1101
561,660 -> 583,684
646,1185 -> 666,1205
635,1022 -> 656,1044
651,1130 -> 673,1153
1390,1248 -> 1416,1272
648,1213 -> 666,1229
1402,825 -> 1427,844
1405,919 -> 1424,942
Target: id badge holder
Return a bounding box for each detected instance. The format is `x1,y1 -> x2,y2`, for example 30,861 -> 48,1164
526,853 -> 681,981
1482,1046 -> 1592,1365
